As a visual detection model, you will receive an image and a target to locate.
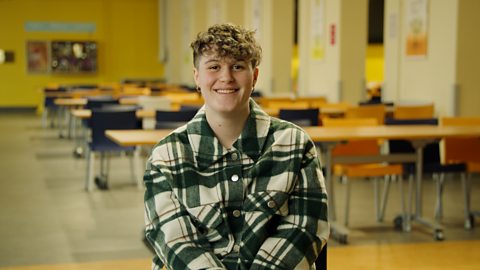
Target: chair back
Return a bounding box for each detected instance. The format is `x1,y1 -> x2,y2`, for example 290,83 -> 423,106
85,96 -> 119,110
120,86 -> 151,96
346,104 -> 386,125
279,108 -> 320,126
137,96 -> 171,129
155,110 -> 197,129
393,103 -> 434,119
385,118 -> 440,164
442,117 -> 480,163
90,106 -> 138,151
323,118 -> 379,156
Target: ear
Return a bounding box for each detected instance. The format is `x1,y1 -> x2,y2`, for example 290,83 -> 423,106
252,67 -> 259,87
193,67 -> 199,86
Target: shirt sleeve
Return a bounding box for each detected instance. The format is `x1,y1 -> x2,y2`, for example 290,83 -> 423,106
144,159 -> 227,270
250,138 -> 329,270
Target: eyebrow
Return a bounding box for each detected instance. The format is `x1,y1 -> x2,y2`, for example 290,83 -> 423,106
204,58 -> 220,64
203,58 -> 247,65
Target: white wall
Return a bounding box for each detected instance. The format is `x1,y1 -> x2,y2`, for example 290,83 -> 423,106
339,0 -> 368,104
298,0 -> 367,103
244,0 -> 273,95
272,0 -> 294,95
385,0 -> 458,116
298,0 -> 342,101
163,0 -> 183,84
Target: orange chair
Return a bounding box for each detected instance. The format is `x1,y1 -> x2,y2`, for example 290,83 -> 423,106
345,104 -> 386,126
393,103 -> 434,119
442,117 -> 480,229
322,118 -> 405,227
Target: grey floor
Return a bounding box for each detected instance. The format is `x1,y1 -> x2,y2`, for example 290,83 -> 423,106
1,111 -> 479,267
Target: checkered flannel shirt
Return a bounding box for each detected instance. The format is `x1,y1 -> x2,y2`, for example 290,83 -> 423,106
144,99 -> 329,270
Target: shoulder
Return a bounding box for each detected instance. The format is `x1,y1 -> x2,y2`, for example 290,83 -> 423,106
268,117 -> 314,149
149,125 -> 191,164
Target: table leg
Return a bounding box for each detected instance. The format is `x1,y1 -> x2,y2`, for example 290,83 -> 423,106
410,140 -> 444,240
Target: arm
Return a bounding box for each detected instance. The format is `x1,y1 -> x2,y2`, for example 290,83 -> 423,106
144,160 -> 226,270
250,140 -> 329,269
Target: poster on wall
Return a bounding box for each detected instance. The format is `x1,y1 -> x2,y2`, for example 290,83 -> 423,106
26,41 -> 49,73
405,0 -> 428,58
310,0 -> 325,61
51,40 -> 97,73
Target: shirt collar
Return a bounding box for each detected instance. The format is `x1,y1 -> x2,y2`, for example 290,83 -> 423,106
186,98 -> 271,170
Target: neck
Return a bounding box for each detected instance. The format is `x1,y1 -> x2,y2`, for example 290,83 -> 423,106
205,106 -> 250,149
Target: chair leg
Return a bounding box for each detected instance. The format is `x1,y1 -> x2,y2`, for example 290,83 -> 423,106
374,178 -> 380,222
434,173 -> 445,222
462,172 -> 473,229
404,174 -> 414,232
86,151 -> 95,192
344,177 -> 351,227
41,108 -> 48,128
130,147 -> 143,189
397,174 -> 408,231
105,152 -> 111,182
378,176 -> 391,222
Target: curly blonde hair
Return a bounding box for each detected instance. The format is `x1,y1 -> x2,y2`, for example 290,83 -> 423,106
190,23 -> 262,69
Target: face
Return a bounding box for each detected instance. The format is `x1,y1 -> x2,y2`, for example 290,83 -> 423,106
193,52 -> 258,116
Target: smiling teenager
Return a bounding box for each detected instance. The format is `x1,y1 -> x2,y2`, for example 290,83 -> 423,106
143,23 -> 329,270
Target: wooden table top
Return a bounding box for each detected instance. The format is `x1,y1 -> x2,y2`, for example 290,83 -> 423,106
106,129 -> 173,146
54,98 -> 87,106
105,125 -> 480,147
71,109 -> 155,119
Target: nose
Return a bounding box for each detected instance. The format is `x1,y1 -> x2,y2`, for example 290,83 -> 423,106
219,68 -> 234,82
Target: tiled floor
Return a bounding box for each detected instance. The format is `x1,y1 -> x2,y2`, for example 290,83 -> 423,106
0,112 -> 479,268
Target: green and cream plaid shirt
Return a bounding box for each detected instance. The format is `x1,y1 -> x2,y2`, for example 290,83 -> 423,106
144,99 -> 329,270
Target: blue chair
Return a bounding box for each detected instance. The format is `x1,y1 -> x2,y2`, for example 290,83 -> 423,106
155,110 -> 197,129
385,118 -> 467,222
41,87 -> 67,128
85,95 -> 118,110
82,96 -> 119,128
73,96 -> 120,158
278,108 -> 320,126
85,105 -> 141,191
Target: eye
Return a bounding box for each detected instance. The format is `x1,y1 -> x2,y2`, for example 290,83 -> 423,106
207,65 -> 220,71
232,64 -> 245,70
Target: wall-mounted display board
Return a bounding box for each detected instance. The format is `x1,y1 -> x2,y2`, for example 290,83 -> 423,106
50,41 -> 97,73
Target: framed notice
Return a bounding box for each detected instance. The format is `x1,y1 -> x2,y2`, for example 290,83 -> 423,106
405,0 -> 428,58
26,40 -> 49,73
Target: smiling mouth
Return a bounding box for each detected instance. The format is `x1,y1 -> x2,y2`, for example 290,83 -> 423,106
214,89 -> 238,94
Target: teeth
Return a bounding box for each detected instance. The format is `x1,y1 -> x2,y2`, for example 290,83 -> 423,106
215,89 -> 236,94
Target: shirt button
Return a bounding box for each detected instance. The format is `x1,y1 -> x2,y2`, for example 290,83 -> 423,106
232,210 -> 241,217
233,244 -> 240,253
231,152 -> 238,160
267,200 -> 276,209
231,174 -> 239,182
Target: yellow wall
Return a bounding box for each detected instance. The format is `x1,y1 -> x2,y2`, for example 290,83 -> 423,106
365,44 -> 384,83
0,0 -> 164,108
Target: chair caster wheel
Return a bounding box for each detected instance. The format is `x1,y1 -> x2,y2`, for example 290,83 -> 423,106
95,176 -> 109,190
465,214 -> 475,230
73,147 -> 84,158
434,229 -> 444,241
393,216 -> 403,231
334,234 -> 348,244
